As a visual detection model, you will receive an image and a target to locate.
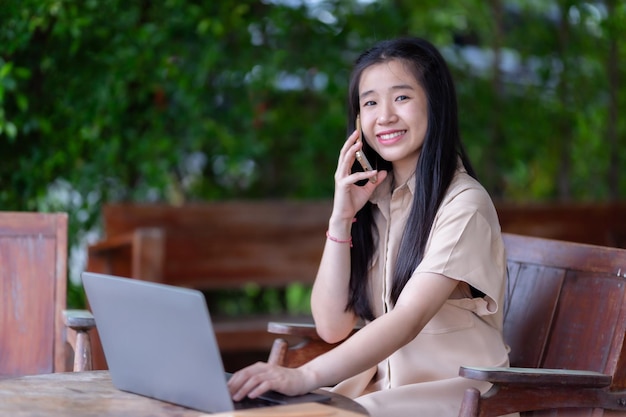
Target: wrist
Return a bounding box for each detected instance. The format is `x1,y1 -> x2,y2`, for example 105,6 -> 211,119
327,216 -> 355,238
326,218 -> 354,248
299,363 -> 323,392
326,230 -> 352,247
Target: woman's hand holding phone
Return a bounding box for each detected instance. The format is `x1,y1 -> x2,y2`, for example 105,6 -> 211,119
355,115 -> 377,184
330,122 -> 386,226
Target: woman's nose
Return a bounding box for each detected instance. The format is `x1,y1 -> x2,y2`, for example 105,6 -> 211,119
377,103 -> 398,124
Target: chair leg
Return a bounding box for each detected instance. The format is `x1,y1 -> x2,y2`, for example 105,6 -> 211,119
73,329 -> 93,372
458,387 -> 481,417
268,338 -> 288,366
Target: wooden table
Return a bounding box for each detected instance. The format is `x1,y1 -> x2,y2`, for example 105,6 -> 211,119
0,371 -> 368,416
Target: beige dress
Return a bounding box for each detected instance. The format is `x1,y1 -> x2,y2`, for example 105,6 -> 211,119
330,166 -> 513,417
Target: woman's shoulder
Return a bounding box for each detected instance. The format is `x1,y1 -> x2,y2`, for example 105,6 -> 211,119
444,170 -> 493,208
437,169 -> 501,229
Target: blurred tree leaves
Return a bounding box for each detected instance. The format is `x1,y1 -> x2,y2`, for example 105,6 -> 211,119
1,0 -> 625,304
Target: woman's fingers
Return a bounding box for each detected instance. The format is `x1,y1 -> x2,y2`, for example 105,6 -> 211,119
232,371 -> 272,400
339,129 -> 359,156
227,362 -> 306,401
336,130 -> 360,176
339,168 -> 380,185
331,129 -> 388,220
227,362 -> 265,400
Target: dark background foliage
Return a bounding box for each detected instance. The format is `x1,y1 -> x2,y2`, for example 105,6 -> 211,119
1,0 -> 624,307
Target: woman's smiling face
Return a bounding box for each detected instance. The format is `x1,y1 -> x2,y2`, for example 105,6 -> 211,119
358,59 -> 428,185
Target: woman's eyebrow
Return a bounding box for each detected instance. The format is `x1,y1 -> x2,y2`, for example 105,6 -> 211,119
360,84 -> 415,100
359,89 -> 375,100
390,84 -> 415,92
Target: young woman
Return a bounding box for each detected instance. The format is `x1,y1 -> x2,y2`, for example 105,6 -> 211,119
228,37 -> 511,417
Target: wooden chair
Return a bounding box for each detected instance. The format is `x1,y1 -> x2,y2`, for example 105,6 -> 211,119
0,212 -> 95,377
267,233 -> 626,416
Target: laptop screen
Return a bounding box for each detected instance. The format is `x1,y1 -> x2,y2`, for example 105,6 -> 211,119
82,272 -> 235,413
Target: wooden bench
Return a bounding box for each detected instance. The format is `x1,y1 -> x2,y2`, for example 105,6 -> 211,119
495,201 -> 626,248
85,200 -> 626,371
86,201 -> 332,370
267,233 -> 626,416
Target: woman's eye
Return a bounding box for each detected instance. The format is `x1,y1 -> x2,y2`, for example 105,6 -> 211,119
363,100 -> 376,107
395,95 -> 409,102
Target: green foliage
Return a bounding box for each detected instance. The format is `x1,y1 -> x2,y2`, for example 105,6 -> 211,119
2,0 -> 625,309
206,284 -> 312,316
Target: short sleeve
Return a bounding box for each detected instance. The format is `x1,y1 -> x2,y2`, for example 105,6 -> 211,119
414,184 -> 506,315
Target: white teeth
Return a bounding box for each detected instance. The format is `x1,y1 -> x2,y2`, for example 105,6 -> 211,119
379,131 -> 405,140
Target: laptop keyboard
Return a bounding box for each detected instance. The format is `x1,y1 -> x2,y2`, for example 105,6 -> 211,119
234,396 -> 276,409
225,372 -> 332,409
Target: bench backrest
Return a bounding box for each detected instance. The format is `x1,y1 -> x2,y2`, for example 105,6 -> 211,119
497,202 -> 626,248
100,201 -> 332,289
0,212 -> 69,377
96,201 -> 626,290
502,233 -> 626,386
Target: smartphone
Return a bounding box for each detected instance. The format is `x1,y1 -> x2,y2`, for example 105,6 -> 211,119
355,115 -> 377,183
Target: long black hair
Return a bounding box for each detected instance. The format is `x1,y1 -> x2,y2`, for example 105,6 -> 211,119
345,37 -> 477,321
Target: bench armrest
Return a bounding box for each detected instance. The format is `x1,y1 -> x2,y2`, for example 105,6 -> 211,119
459,365 -> 612,388
267,322 -> 361,368
88,232 -> 136,253
457,366 -> 617,417
268,322 -> 320,339
63,309 -> 96,330
87,227 -> 165,282
63,310 -> 96,372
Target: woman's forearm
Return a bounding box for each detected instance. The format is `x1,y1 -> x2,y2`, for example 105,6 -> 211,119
306,272 -> 459,390
302,306 -> 416,389
311,217 -> 358,342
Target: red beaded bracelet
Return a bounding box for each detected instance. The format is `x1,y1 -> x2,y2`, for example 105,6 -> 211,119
326,230 -> 353,247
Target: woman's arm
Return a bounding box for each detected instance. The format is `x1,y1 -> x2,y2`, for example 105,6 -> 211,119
228,271 -> 458,400
310,130 -> 385,343
307,271 -> 459,387
310,213 -> 361,342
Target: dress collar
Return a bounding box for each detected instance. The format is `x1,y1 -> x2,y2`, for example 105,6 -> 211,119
369,171 -> 416,205
369,158 -> 467,206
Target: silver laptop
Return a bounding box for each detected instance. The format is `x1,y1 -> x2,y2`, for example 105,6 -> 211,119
82,271 -> 330,413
